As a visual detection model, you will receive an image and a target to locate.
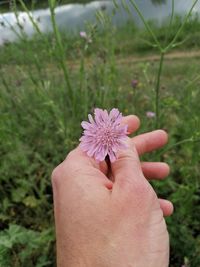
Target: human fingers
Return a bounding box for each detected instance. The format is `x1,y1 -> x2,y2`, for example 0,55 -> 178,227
111,137 -> 146,193
52,147 -> 112,190
106,115 -> 142,189
132,130 -> 168,156
159,199 -> 174,216
141,162 -> 170,180
121,115 -> 140,134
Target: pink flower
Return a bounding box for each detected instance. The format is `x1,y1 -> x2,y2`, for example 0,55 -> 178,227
79,31 -> 92,43
80,108 -> 128,162
146,111 -> 156,118
80,31 -> 87,39
131,79 -> 139,88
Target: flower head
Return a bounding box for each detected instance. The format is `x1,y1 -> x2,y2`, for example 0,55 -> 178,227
131,79 -> 139,88
146,111 -> 156,118
80,108 -> 128,162
79,31 -> 92,43
80,31 -> 87,39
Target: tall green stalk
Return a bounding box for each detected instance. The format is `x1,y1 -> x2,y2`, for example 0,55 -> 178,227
129,0 -> 161,50
79,46 -> 88,117
164,0 -> 174,45
159,137 -> 200,157
155,52 -> 164,128
48,0 -> 73,108
129,0 -> 199,128
18,0 -> 42,35
48,0 -> 75,140
164,0 -> 199,52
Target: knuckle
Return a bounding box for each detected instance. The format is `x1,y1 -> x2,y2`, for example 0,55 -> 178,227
136,184 -> 156,212
65,149 -> 87,175
51,149 -> 78,187
51,164 -> 63,187
133,179 -> 150,195
133,180 -> 152,200
122,177 -> 155,203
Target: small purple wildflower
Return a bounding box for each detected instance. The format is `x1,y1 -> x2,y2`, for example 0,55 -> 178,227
131,79 -> 139,88
80,31 -> 92,43
146,111 -> 156,118
80,108 -> 128,162
80,31 -> 87,39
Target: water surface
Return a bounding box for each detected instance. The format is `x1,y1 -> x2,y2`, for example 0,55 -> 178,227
0,0 -> 200,45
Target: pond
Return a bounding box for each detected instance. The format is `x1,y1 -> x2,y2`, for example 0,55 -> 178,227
0,0 -> 200,45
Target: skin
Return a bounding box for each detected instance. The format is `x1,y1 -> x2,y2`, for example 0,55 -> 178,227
52,115 -> 173,267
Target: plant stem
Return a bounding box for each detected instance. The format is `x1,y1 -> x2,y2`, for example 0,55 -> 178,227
164,0 -> 174,45
79,49 -> 88,117
164,0 -> 199,52
49,0 -> 73,104
155,51 -> 165,128
48,0 -> 74,139
185,74 -> 200,89
169,0 -> 175,30
18,0 -> 42,35
159,137 -> 200,156
129,0 -> 162,51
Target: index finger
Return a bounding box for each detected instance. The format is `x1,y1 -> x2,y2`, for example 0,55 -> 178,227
132,130 -> 168,156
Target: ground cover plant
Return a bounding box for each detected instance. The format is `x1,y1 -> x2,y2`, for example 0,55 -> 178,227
0,0 -> 200,266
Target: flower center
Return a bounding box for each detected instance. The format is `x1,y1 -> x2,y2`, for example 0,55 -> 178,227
97,127 -> 116,146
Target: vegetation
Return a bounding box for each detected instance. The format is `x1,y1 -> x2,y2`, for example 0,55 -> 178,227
0,0 -> 200,266
0,0 -> 92,12
0,0 -> 168,12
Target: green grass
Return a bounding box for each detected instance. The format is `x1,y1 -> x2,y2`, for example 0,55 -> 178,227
0,3 -> 200,267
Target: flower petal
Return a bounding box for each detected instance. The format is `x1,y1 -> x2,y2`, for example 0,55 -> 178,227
81,121 -> 92,130
108,150 -> 116,162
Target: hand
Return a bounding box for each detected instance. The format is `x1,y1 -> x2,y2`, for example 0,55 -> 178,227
52,115 -> 173,267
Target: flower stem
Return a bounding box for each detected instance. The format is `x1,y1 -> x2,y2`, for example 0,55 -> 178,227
48,0 -> 73,106
185,74 -> 200,89
164,0 -> 199,52
164,0 -> 174,45
48,0 -> 75,139
159,137 -> 200,156
155,52 -> 165,128
18,0 -> 42,35
129,0 -> 162,51
169,0 -> 175,30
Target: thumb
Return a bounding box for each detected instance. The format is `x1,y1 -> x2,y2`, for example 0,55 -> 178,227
111,138 -> 145,191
